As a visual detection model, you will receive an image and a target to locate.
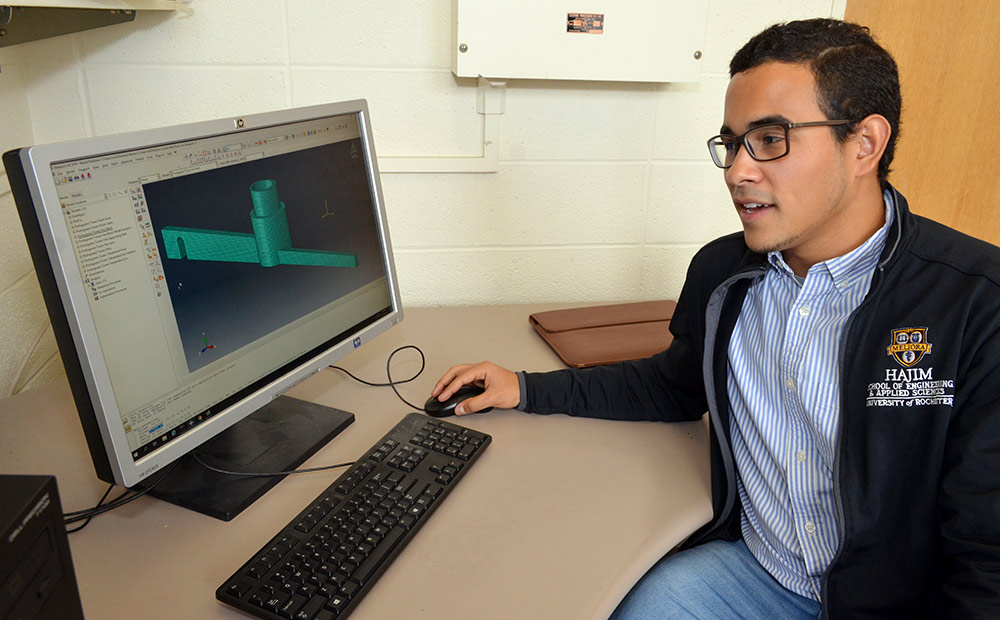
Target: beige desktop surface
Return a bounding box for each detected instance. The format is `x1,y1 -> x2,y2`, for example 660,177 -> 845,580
0,304 -> 711,620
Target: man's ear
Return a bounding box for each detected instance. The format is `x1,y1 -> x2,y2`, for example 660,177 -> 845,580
851,114 -> 891,178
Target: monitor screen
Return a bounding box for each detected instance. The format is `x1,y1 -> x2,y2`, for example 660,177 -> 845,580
4,100 -> 403,519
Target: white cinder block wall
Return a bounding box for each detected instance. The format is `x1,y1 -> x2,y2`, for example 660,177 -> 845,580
0,0 -> 846,395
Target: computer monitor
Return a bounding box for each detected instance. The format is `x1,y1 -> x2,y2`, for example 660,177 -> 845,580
3,100 -> 403,520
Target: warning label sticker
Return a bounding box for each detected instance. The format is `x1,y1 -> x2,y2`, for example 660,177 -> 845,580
567,13 -> 604,34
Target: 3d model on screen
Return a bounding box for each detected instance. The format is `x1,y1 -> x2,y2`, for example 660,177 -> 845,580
160,179 -> 358,268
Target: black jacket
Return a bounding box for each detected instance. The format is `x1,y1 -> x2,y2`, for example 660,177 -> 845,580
523,188 -> 1000,619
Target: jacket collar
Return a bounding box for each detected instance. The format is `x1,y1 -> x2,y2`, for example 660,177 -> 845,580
879,183 -> 912,270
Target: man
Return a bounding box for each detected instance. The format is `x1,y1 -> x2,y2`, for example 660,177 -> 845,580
432,18 -> 1000,619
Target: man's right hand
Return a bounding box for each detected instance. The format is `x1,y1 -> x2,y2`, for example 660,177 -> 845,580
431,361 -> 521,415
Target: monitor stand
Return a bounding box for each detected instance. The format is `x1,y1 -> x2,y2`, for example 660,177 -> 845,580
145,396 -> 354,521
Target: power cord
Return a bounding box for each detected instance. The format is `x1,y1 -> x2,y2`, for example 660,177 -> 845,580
64,484 -> 114,534
64,462 -> 178,533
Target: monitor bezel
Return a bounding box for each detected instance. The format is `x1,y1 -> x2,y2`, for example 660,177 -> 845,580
7,100 -> 403,488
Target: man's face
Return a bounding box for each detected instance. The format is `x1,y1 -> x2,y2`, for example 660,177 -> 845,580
722,61 -> 861,274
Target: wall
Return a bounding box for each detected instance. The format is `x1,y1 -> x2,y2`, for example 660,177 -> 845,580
0,0 -> 845,394
0,60 -> 57,395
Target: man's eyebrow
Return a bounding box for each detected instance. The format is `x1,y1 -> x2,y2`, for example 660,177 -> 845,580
749,114 -> 791,128
719,114 -> 793,135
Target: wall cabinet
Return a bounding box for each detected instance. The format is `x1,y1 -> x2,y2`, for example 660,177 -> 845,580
1,1 -> 182,47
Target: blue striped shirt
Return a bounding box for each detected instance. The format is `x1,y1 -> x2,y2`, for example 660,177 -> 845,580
726,192 -> 894,600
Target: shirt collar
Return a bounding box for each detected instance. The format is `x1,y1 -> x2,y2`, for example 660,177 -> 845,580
767,190 -> 895,292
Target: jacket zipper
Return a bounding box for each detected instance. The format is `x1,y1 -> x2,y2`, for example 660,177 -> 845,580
820,188 -> 904,617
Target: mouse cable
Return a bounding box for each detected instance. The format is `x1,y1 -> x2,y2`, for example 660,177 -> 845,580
63,450 -> 354,532
195,345 -> 430,480
201,345 -> 432,479
64,345 -> 428,532
198,344 -> 427,477
329,344 -> 427,412
191,453 -> 354,478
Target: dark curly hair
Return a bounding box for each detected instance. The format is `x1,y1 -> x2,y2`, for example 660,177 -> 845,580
730,19 -> 901,188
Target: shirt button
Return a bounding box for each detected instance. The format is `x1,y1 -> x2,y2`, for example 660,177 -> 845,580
798,306 -> 810,317
796,450 -> 807,462
785,378 -> 796,391
804,521 -> 816,534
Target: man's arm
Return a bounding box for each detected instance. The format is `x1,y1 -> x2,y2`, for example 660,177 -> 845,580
431,292 -> 709,422
519,336 -> 707,422
430,237 -> 739,421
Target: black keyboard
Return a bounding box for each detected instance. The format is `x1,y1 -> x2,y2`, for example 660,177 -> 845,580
217,413 -> 491,620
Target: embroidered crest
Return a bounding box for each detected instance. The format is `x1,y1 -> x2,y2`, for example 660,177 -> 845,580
886,327 -> 932,368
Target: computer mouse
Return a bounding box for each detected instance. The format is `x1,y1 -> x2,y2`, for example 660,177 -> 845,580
423,384 -> 493,417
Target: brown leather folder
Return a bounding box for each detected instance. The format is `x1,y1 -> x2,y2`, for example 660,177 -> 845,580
529,300 -> 677,368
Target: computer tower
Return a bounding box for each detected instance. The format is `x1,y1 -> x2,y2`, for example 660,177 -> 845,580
0,475 -> 85,620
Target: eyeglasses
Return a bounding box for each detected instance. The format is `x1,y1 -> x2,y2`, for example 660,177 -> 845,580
707,120 -> 851,169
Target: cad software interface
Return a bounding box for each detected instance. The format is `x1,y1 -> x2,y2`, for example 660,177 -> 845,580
49,112 -> 392,461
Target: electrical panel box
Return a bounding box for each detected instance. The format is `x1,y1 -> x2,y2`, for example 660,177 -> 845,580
451,0 -> 709,83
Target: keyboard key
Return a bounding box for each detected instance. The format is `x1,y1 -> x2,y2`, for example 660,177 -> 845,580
263,591 -> 288,613
295,594 -> 328,620
325,594 -> 348,614
279,594 -> 307,618
338,580 -> 360,600
226,581 -> 251,598
352,526 -> 405,585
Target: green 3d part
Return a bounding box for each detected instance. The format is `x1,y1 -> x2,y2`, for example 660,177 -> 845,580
160,179 -> 358,268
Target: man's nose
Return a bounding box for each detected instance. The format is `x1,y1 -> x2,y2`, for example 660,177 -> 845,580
725,144 -> 763,186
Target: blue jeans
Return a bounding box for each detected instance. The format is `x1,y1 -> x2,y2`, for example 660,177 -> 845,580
609,538 -> 822,620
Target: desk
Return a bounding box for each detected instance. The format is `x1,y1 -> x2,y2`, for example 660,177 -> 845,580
0,304 -> 711,620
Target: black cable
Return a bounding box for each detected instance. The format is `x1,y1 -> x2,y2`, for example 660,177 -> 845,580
385,346 -> 429,411
64,463 -> 178,529
196,345 -> 429,479
64,345 -> 428,530
64,464 -> 175,523
330,344 -> 427,412
63,485 -> 122,519
65,443 -> 352,530
329,362 -> 409,387
63,492 -> 146,525
329,344 -> 425,388
191,453 -> 353,478
64,483 -> 114,534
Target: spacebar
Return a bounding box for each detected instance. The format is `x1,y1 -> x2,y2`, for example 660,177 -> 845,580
352,527 -> 407,586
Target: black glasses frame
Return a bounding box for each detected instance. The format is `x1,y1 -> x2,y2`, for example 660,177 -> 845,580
707,120 -> 852,168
